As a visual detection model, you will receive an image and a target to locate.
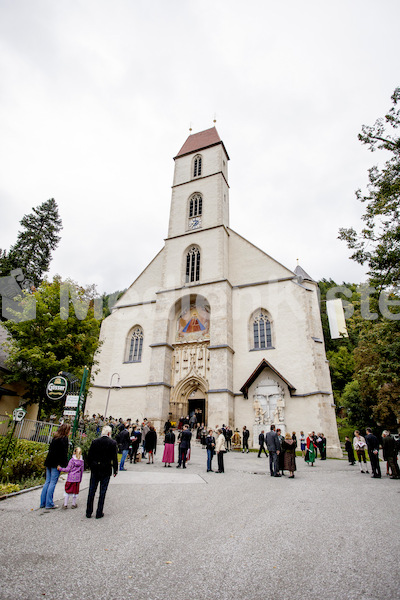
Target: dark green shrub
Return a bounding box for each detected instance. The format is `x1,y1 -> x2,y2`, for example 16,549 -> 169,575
1,451 -> 46,482
0,438 -> 48,483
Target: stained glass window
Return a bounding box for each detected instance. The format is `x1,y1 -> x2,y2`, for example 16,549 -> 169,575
253,312 -> 272,349
127,327 -> 143,362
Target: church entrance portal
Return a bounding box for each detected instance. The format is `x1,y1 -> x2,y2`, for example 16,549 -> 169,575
188,398 -> 205,427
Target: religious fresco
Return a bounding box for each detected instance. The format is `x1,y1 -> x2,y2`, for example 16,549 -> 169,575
176,300 -> 210,342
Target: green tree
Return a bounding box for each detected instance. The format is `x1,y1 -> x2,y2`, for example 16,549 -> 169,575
339,87 -> 400,291
326,346 -> 355,397
354,317 -> 400,428
0,198 -> 62,288
1,277 -> 101,419
338,88 -> 400,429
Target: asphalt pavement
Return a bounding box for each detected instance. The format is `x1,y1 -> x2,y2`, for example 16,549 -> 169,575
0,443 -> 399,600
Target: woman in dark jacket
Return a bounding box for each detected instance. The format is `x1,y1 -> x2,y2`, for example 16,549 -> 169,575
40,423 -> 70,509
145,426 -> 157,464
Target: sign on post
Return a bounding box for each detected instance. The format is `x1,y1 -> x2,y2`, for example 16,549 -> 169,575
13,408 -> 26,422
65,395 -> 79,408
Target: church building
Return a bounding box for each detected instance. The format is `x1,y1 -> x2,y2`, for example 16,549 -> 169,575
87,127 -> 342,457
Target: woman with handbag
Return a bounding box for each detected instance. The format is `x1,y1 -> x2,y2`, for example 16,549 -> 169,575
215,428 -> 226,473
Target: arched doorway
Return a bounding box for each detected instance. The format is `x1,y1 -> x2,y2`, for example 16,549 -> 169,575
169,375 -> 208,427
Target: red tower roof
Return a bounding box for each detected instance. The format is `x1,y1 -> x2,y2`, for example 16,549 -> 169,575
174,127 -> 229,159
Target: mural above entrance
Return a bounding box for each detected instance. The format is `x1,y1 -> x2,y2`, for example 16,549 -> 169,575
176,300 -> 210,342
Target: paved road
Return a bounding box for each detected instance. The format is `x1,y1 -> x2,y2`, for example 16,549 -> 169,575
0,444 -> 399,600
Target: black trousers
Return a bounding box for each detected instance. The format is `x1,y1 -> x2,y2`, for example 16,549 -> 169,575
86,472 -> 111,518
258,444 -> 268,457
217,452 -> 224,473
129,441 -> 140,462
369,452 -> 381,477
243,439 -> 249,451
387,456 -> 400,478
347,448 -> 355,463
178,447 -> 188,467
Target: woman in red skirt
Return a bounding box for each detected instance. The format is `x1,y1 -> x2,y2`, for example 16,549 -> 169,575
162,428 -> 176,467
57,447 -> 84,509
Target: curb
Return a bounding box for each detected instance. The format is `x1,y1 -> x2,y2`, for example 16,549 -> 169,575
0,484 -> 43,501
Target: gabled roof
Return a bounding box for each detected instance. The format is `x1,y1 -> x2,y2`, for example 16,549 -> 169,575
174,127 -> 230,160
294,264 -> 315,283
239,358 -> 296,399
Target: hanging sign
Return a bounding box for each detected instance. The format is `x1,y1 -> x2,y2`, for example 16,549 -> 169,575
46,376 -> 68,400
65,395 -> 79,408
63,410 -> 76,417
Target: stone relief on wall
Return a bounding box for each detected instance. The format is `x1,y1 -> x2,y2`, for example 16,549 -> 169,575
171,341 -> 210,389
252,378 -> 286,444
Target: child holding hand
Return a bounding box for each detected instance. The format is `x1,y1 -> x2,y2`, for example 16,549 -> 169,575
57,447 -> 84,509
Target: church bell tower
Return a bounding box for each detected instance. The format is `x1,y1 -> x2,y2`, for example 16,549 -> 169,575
167,127 -> 230,239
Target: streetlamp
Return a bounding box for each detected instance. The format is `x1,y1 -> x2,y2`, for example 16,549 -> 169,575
104,372 -> 121,418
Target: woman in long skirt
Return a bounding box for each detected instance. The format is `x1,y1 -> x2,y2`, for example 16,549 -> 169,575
162,428 -> 175,467
282,432 -> 297,478
305,432 -> 316,466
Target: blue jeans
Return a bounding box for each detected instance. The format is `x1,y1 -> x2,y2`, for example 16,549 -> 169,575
207,449 -> 214,471
40,467 -> 60,508
120,449 -> 129,469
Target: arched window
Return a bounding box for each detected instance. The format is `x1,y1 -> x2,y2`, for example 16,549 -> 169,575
126,326 -> 143,362
252,311 -> 273,349
189,193 -> 202,218
186,247 -> 200,283
193,155 -> 202,178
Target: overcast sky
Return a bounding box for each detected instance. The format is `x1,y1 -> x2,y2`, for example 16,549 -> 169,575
0,0 -> 398,295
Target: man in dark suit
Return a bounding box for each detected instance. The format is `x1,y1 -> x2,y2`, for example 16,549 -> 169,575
382,430 -> 400,479
257,430 -> 268,458
176,424 -> 192,469
365,427 -> 381,478
265,424 -> 281,477
86,425 -> 118,519
242,426 -> 250,453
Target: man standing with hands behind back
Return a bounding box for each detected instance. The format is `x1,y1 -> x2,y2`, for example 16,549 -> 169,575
86,425 -> 118,519
365,427 -> 381,479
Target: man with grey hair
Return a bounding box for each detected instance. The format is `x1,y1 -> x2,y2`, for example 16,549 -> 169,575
382,430 -> 400,479
86,425 -> 118,519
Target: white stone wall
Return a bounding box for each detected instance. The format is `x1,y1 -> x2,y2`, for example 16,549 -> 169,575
87,132 -> 341,456
168,144 -> 229,239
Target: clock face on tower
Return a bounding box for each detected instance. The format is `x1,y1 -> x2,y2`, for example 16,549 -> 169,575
189,216 -> 202,230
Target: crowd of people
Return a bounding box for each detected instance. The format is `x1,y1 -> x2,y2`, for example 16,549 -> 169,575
39,414 -> 399,518
344,428 -> 400,479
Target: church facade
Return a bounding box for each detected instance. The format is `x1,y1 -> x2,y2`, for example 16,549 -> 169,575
87,127 -> 342,457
